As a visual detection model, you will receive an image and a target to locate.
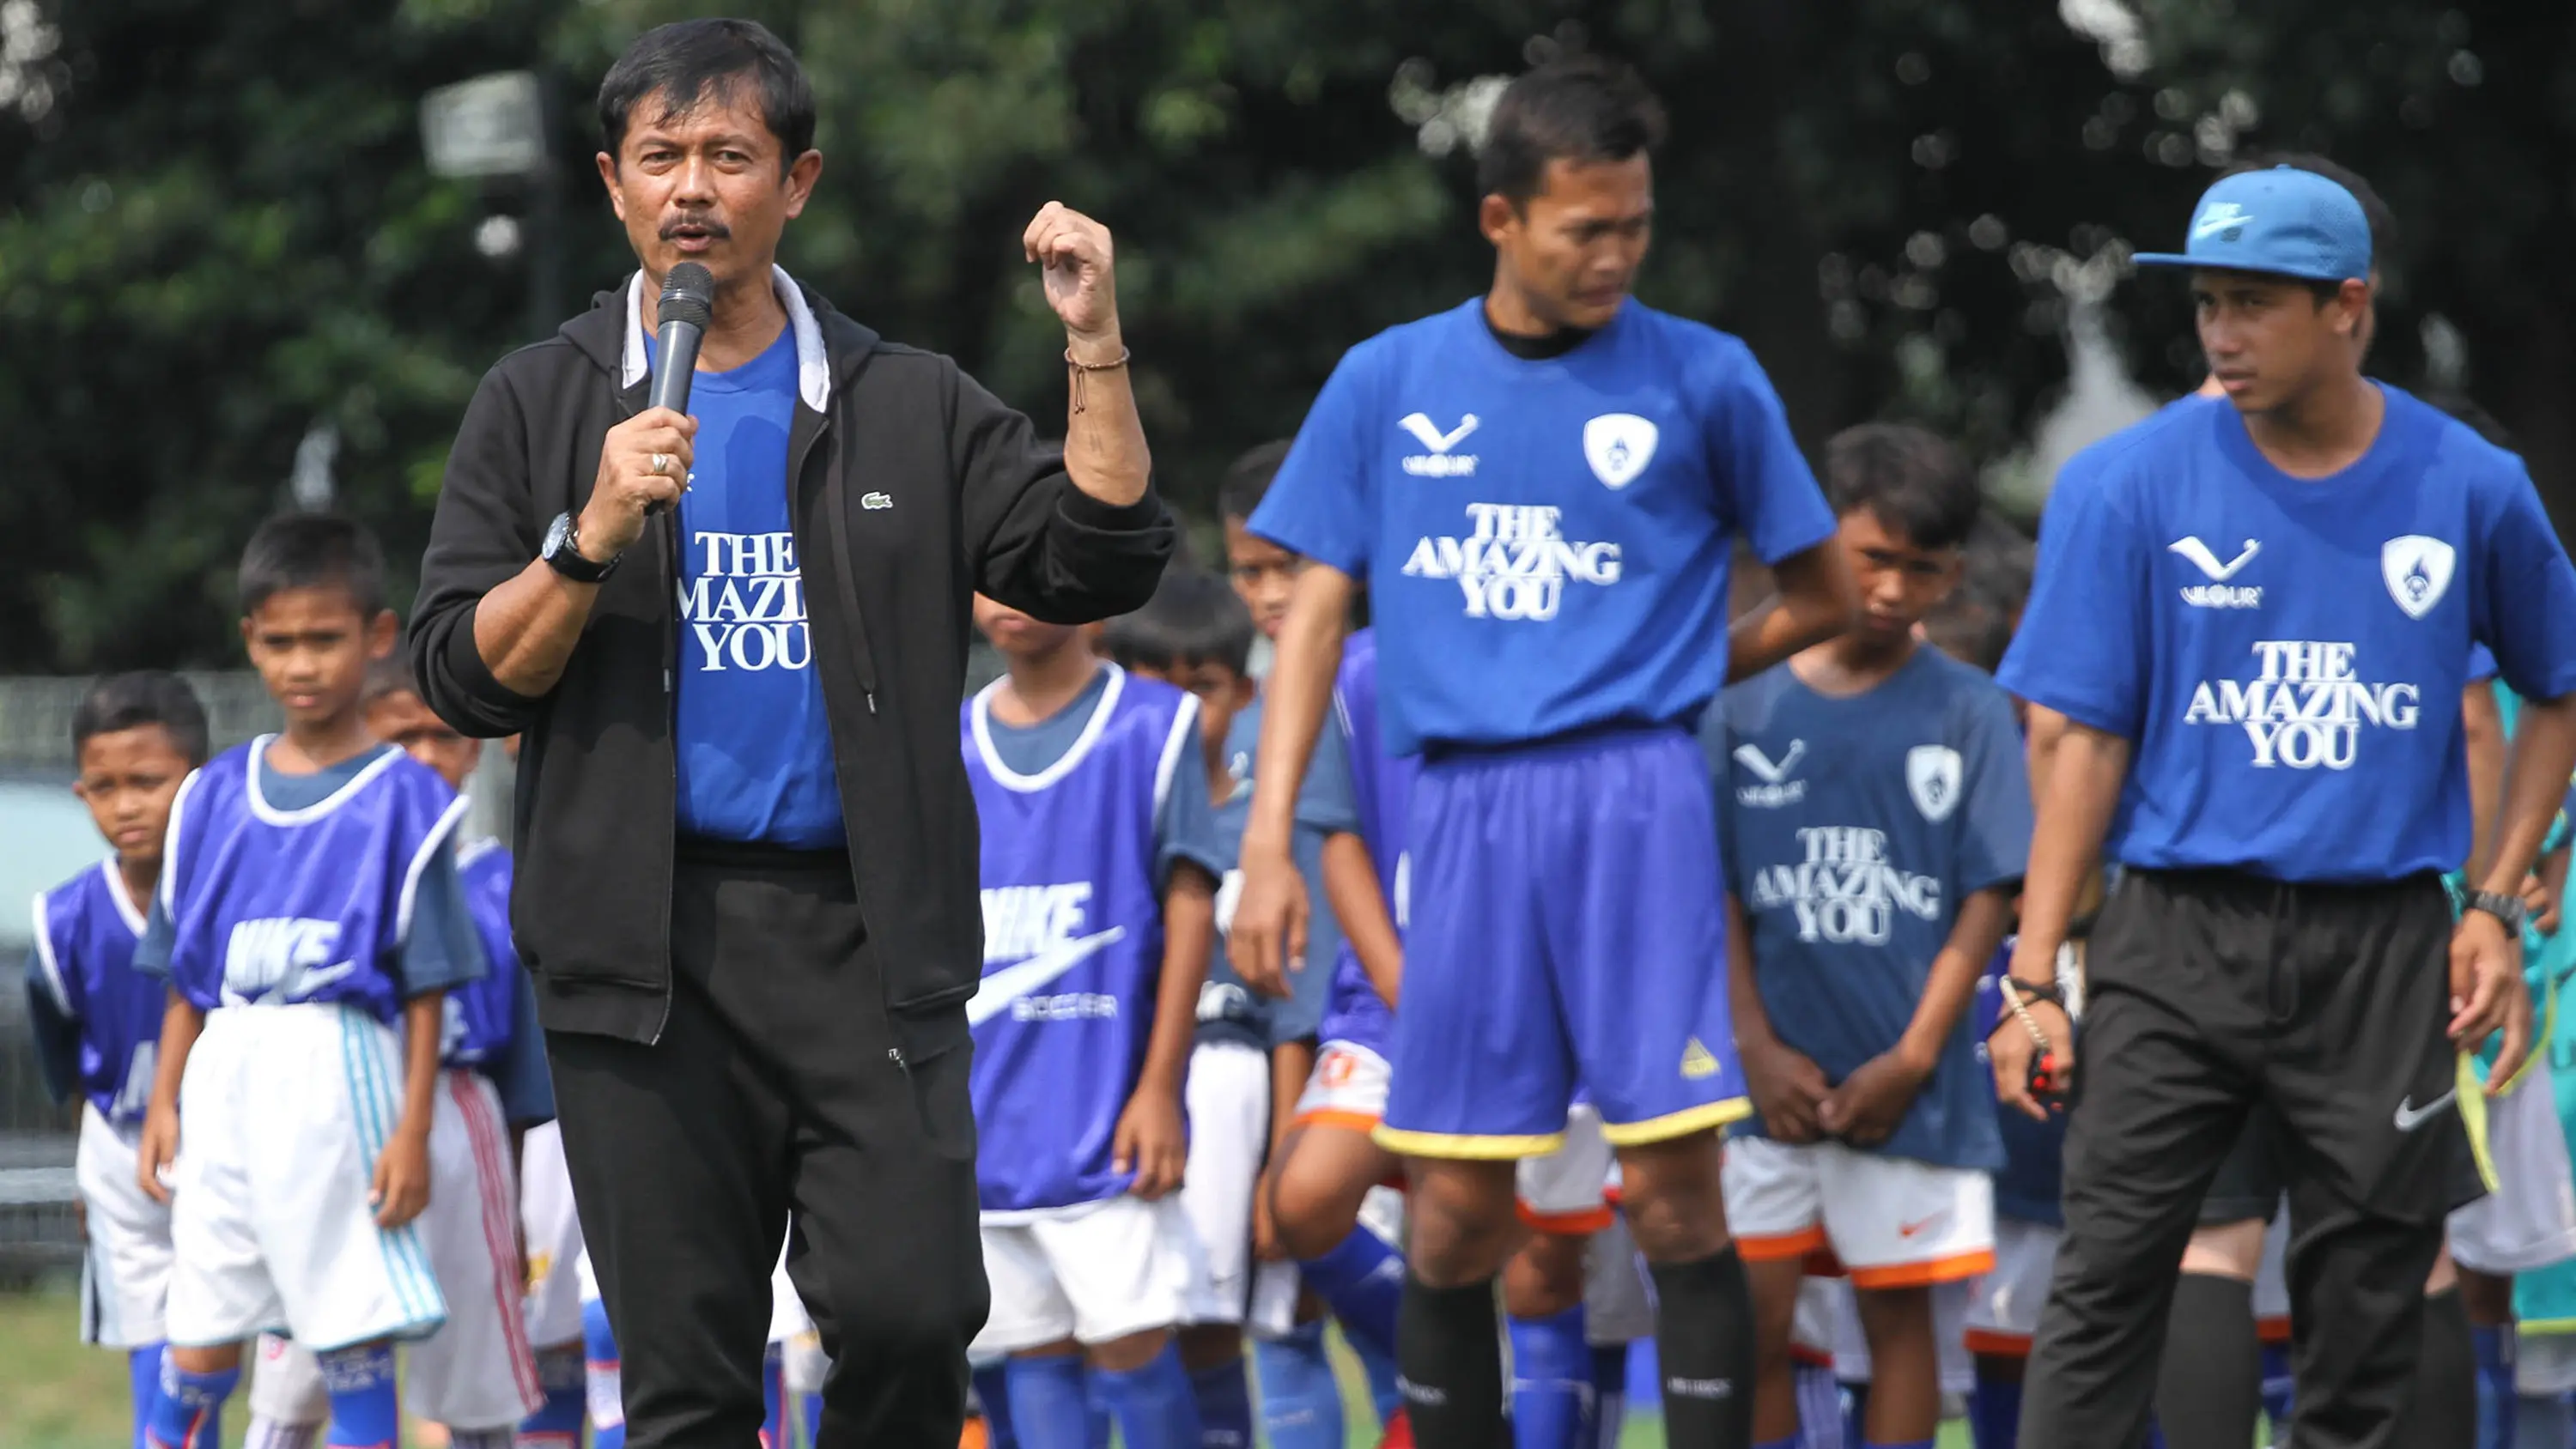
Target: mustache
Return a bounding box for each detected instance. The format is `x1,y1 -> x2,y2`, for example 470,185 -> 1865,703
659,215 -> 732,240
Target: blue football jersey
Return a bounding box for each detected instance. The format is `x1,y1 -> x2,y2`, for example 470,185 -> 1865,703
1714,649 -> 2030,1170
2000,389 -> 2576,882
443,839 -> 519,1066
964,666 -> 1200,1215
158,739 -> 471,1022
1317,628 -> 1409,1053
1250,299 -> 1838,755
29,859 -> 162,1123
1976,945 -> 2065,1227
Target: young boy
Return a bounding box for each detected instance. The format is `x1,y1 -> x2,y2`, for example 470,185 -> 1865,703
26,672 -> 210,1449
240,656 -> 557,1449
131,513 -> 489,1449
963,591 -> 1223,1449
1711,424 -> 2031,1449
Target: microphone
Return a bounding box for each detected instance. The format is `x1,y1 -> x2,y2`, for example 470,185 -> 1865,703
643,262 -> 715,516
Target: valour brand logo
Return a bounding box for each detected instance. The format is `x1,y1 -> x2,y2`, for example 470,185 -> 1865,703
1398,412 -> 1479,476
2170,536 -> 2263,609
1733,740 -> 1807,808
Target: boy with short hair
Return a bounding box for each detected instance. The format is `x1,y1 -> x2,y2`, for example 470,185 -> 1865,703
963,591 -> 1223,1449
1711,424 -> 2032,1449
27,671 -> 211,1449
240,655 -> 556,1449
132,513 -> 489,1449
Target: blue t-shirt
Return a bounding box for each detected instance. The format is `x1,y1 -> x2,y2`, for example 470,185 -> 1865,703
1999,388 -> 2576,882
1249,299 -> 1838,755
26,858 -> 162,1125
1714,648 -> 2028,1169
662,326 -> 844,849
1220,690 -> 1358,1046
1976,944 -> 2066,1226
448,840 -> 554,1126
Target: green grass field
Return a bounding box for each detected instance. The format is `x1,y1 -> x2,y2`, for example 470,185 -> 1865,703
0,1284 -> 1978,1446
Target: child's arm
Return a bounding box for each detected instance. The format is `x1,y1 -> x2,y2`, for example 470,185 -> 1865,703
1321,832 -> 1401,1009
138,988 -> 203,1204
373,990 -> 445,1228
1821,886 -> 2015,1147
1119,862 -> 1214,1200
1728,890 -> 1827,1143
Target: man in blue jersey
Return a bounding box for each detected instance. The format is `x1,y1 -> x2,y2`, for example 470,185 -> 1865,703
27,672 -> 210,1449
1994,165 -> 2576,1446
1230,54 -> 1857,1448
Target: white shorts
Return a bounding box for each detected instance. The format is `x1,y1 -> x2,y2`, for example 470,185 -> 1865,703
2449,1058 -> 2576,1276
1963,1217 -> 2060,1353
248,1331 -> 327,1426
1823,1274 -> 1974,1395
1724,1137 -> 1995,1288
1291,1040 -> 1391,1133
972,1197 -> 1196,1355
2520,1329 -> 2576,1397
407,1070 -> 544,1431
519,1120 -> 586,1349
1178,1040 -> 1270,1325
2252,1203 -> 2291,1336
1518,1104 -> 1615,1234
166,1004 -> 447,1351
1790,1278 -> 1838,1365
1583,1213 -> 1654,1346
76,1104 -> 173,1348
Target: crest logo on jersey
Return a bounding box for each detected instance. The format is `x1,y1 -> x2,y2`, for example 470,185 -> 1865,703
1399,413 -> 1479,476
2381,536 -> 2456,620
1733,740 -> 1807,809
1582,413 -> 1659,489
1906,744 -> 1964,822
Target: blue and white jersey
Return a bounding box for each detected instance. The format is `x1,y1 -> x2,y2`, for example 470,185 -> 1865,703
1318,628 -> 1410,1053
1976,945 -> 2064,1227
1249,299 -> 1838,755
444,840 -> 519,1066
26,860 -> 161,1124
1222,693 -> 1356,1046
155,738 -> 471,1023
1714,649 -> 2030,1169
1202,755 -> 1273,1053
964,666 -> 1201,1216
2000,388 -> 2576,882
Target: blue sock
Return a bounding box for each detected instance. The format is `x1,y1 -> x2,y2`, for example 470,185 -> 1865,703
1301,1228 -> 1405,1361
1356,1328 -> 1404,1424
1588,1344 -> 1630,1448
1091,1343 -> 1201,1449
1968,1362 -> 2022,1449
760,1343 -> 787,1449
1254,1322 -> 1346,1449
2258,1341 -> 2294,1434
1796,1362 -> 1844,1449
520,1343 -> 588,1446
1842,1380 -> 1869,1448
314,1343 -> 399,1449
1510,1306 -> 1593,1449
975,1362 -> 1019,1449
145,1360 -> 237,1449
127,1344 -> 164,1449
584,1298 -> 625,1449
804,1391 -> 825,1449
1006,1355 -> 1092,1449
2473,1325 -> 2512,1449
1190,1357 -> 1255,1449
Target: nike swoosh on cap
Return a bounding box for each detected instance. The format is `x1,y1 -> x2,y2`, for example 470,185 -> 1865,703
966,926 -> 1130,1027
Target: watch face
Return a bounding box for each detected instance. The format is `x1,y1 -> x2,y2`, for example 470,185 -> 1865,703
544,512 -> 573,560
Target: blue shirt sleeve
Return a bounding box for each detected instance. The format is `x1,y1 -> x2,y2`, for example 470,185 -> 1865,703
1296,718 -> 1360,836
1702,343 -> 1838,567
25,951 -> 82,1106
2474,467 -> 2576,702
398,846 -> 490,998
2468,643 -> 2499,684
133,896 -> 174,980
1249,345 -> 1377,575
1996,458 -> 2150,737
482,967 -> 556,1126
1953,680 -> 2037,897
1156,743 -> 1228,891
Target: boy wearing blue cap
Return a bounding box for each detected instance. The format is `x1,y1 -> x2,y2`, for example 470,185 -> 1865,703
1994,164 -> 2576,1446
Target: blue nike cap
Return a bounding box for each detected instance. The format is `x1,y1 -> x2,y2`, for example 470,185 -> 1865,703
2133,166 -> 2372,283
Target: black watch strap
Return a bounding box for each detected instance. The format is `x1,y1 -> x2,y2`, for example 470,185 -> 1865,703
2466,888 -> 2530,934
542,511 -> 620,585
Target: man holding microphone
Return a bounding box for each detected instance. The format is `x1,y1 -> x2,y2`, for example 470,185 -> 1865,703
409,18 -> 1173,1447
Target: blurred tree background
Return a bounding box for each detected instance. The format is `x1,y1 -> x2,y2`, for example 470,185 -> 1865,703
1,0 -> 2567,671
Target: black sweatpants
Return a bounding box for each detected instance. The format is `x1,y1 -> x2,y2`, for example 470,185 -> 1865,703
547,846 -> 988,1448
2020,869 -> 2458,1449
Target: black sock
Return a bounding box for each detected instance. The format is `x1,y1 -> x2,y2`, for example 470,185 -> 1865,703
1397,1271 -> 1506,1447
1648,1247 -> 1756,1449
2393,1286 -> 2475,1447
2153,1273 -> 2260,1449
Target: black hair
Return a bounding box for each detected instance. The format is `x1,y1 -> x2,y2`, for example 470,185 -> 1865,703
1822,422 -> 1982,551
72,671 -> 210,767
1103,568 -> 1255,677
2432,393 -> 2515,451
598,18 -> 816,170
237,512 -> 388,618
1218,440 -> 1293,524
1477,54 -> 1668,206
361,652 -> 422,710
2223,151 -> 2395,272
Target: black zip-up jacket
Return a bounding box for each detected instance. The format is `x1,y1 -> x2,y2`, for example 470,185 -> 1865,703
410,275 -> 1174,1062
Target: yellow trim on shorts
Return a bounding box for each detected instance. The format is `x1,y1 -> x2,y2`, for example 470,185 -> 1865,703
1600,1095 -> 1754,1147
1372,1125 -> 1567,1160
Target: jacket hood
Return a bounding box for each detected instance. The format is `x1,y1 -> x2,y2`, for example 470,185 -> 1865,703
556,265 -> 882,405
